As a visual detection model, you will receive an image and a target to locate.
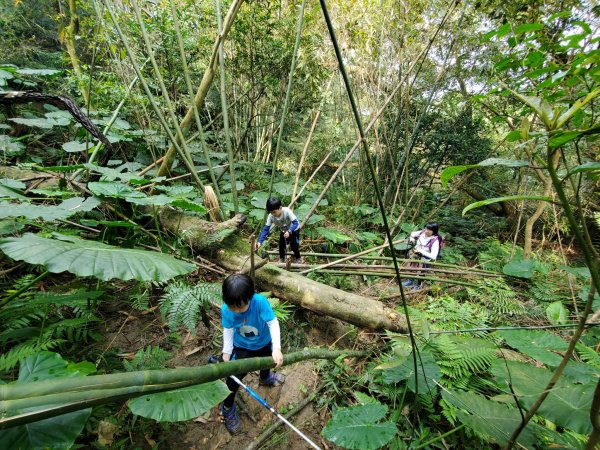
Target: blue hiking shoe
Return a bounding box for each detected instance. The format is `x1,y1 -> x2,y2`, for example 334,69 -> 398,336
220,404 -> 241,434
259,372 -> 285,386
411,284 -> 422,292
401,279 -> 413,287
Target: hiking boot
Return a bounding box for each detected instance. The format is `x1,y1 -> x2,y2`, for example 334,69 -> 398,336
294,257 -> 304,264
220,404 -> 241,434
411,284 -> 422,292
259,372 -> 285,386
401,279 -> 413,287
279,258 -> 286,264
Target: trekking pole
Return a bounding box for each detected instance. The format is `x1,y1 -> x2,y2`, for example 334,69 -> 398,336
230,375 -> 321,450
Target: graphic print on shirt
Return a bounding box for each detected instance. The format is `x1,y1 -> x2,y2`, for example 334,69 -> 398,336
238,318 -> 259,338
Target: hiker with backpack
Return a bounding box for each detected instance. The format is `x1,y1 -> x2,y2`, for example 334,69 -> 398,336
402,222 -> 442,291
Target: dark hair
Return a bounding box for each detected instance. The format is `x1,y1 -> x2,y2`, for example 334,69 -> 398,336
266,197 -> 282,212
425,222 -> 439,236
222,274 -> 255,307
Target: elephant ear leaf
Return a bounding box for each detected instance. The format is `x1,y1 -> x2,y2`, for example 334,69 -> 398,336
0,352 -> 94,450
128,381 -> 230,422
0,233 -> 195,282
322,402 -> 397,450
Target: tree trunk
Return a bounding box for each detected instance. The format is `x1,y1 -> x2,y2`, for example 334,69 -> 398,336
157,209 -> 408,332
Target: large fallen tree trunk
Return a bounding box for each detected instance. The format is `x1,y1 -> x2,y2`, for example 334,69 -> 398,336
157,209 -> 408,332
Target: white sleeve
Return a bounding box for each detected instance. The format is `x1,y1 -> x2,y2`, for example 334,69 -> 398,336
266,319 -> 281,350
222,328 -> 234,355
420,239 -> 439,260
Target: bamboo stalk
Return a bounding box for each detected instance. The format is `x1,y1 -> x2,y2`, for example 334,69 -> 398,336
170,0 -> 221,199
310,270 -> 479,287
156,0 -> 245,178
130,0 -> 207,193
104,1 -> 204,191
216,0 -> 239,214
265,0 -> 307,205
266,250 -> 500,275
0,349 -> 365,429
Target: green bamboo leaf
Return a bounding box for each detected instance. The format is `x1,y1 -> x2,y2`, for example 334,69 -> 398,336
442,159 -> 529,188
462,195 -> 551,216
514,23 -> 544,35
556,87 -> 600,128
0,233 -> 195,282
128,381 -> 230,422
322,402 -> 397,450
545,301 -> 568,325
495,330 -> 567,366
565,161 -> 600,178
548,130 -> 581,148
440,164 -> 475,188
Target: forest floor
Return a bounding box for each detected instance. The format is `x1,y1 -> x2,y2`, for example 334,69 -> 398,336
96,284 -> 402,450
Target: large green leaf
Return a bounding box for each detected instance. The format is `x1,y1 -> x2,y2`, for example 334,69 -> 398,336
565,161 -> 600,178
0,233 -> 195,282
442,390 -> 540,449
545,301 -> 568,325
322,402 -> 397,450
502,258 -> 536,279
380,350 -> 440,393
441,158 -> 529,188
128,381 -> 230,422
462,195 -> 551,216
0,352 -> 92,450
495,329 -> 567,366
0,197 -> 100,221
316,227 -> 353,244
491,360 -> 593,434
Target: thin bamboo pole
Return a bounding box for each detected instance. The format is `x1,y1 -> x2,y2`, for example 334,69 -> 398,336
216,0 -> 239,214
290,75 -> 334,207
156,0 -> 245,178
104,0 -> 204,191
170,0 -> 222,199
265,0 -> 307,203
130,0 -> 207,193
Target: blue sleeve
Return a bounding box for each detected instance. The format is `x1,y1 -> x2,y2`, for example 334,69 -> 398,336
289,219 -> 299,232
257,295 -> 275,322
221,304 -> 233,328
258,225 -> 271,244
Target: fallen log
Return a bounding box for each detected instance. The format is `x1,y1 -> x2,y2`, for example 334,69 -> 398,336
157,210 -> 408,332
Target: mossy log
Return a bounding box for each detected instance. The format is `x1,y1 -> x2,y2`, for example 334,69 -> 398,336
158,209 -> 408,332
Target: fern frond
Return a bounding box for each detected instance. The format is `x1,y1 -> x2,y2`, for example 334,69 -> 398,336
576,343 -> 600,369
159,281 -> 221,334
123,346 -> 172,371
44,317 -> 101,343
467,279 -> 526,322
0,339 -> 65,373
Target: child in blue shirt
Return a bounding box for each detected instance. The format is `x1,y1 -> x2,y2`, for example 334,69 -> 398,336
255,197 -> 302,263
220,274 -> 285,434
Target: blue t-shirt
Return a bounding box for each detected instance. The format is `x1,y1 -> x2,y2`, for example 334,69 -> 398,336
221,293 -> 275,350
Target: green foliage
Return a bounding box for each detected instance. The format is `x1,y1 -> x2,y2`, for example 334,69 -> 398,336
322,401 -> 397,450
0,233 -> 195,282
492,360 -> 593,434
495,329 -> 568,367
466,278 -> 527,322
428,335 -> 497,391
128,380 -> 230,422
477,240 -> 521,272
0,289 -> 103,373
0,352 -> 93,450
159,281 -> 221,334
123,346 -> 172,372
421,294 -> 490,334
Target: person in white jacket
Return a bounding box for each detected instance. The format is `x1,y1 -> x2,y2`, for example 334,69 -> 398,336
402,222 -> 441,291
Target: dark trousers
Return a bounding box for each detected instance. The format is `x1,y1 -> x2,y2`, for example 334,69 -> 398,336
223,342 -> 272,408
279,229 -> 301,260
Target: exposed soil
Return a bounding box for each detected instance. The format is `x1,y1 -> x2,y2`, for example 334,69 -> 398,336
96,294 -> 369,450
